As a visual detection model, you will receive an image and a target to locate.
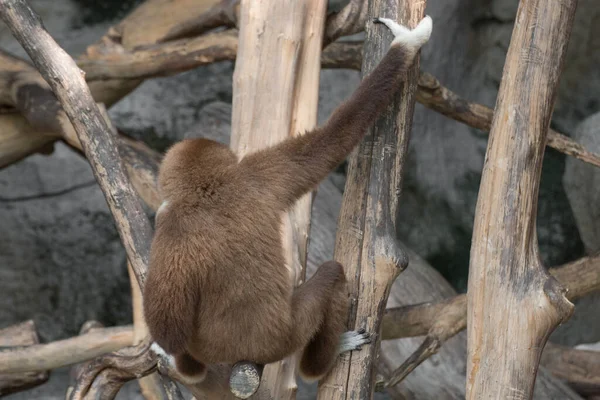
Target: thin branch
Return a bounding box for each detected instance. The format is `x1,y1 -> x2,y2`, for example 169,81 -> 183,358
0,326 -> 133,374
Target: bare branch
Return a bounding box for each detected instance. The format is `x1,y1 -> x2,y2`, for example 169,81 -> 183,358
158,0 -> 240,43
382,252 -> 600,341
78,30 -> 238,81
0,0 -> 153,287
0,321 -> 48,396
0,326 -> 133,374
230,0 -> 327,397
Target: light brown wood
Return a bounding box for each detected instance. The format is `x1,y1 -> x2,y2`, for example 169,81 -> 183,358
0,321 -> 48,396
230,0 -> 327,397
317,1 -> 426,398
382,252 -> 600,387
0,326 -> 133,373
382,251 -> 600,340
466,0 -> 578,398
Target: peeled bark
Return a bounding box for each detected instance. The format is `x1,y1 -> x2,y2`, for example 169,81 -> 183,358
466,0 -> 578,398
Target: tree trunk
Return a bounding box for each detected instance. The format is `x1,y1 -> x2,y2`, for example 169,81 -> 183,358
230,0 -> 327,398
466,0 -> 578,398
317,1 -> 425,398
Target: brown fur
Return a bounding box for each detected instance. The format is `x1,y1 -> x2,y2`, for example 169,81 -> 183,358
143,40 -> 420,381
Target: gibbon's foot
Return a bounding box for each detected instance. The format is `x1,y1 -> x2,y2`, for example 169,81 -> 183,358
338,329 -> 372,354
150,343 -> 207,385
151,342 -> 175,365
373,15 -> 432,49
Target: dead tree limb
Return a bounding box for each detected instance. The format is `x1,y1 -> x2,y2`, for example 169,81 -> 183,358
317,1 -> 425,398
382,252 -> 600,387
466,0 -> 577,398
541,342 -> 600,398
0,321 -> 48,396
78,30 -> 239,81
158,0 -> 240,43
0,325 -> 133,374
229,0 -> 327,397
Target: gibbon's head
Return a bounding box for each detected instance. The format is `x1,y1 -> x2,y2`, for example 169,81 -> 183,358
158,138 -> 237,200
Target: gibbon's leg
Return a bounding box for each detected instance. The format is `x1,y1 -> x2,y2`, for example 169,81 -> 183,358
291,261 -> 369,381
288,262 -> 348,356
239,16 -> 433,208
151,343 -> 207,385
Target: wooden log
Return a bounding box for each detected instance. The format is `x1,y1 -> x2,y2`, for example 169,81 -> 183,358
466,0 -> 578,398
317,0 -> 426,398
0,325 -> 133,374
0,321 -> 48,396
230,0 -> 327,397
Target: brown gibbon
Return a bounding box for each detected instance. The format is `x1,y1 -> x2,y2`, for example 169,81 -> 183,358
143,15 -> 433,384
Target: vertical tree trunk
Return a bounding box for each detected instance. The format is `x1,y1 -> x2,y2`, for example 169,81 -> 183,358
466,0 -> 578,398
230,0 -> 326,398
317,1 -> 426,398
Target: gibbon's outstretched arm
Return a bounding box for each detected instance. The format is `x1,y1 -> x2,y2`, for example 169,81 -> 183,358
239,16 -> 432,208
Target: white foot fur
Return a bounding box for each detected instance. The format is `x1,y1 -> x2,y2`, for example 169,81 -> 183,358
150,343 -> 206,385
338,329 -> 372,354
373,15 -> 432,49
151,342 -> 175,365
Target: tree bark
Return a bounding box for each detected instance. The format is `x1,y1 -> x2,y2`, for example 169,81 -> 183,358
0,321 -> 48,396
0,325 -> 133,374
230,0 -> 326,398
466,0 -> 578,398
317,1 -> 425,398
